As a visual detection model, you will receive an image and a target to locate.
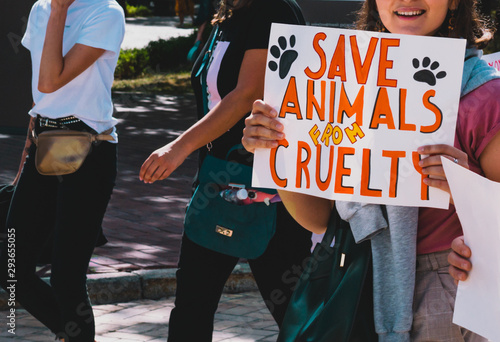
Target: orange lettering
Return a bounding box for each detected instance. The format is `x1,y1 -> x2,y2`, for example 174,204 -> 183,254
304,32 -> 327,79
327,35 -> 346,81
382,150 -> 406,198
337,84 -> 364,126
412,151 -> 429,201
279,77 -> 302,119
270,139 -> 289,187
350,36 -> 378,85
377,38 -> 399,87
296,141 -> 311,188
316,144 -> 334,191
370,87 -> 395,129
420,90 -> 443,133
360,149 -> 382,197
334,147 -> 354,194
306,80 -> 326,121
399,88 -> 416,131
328,81 -> 336,123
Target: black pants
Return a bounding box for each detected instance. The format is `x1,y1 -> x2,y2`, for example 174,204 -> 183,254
168,202 -> 312,342
0,137 -> 116,342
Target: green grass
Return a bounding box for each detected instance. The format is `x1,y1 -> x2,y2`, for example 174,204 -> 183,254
112,72 -> 193,94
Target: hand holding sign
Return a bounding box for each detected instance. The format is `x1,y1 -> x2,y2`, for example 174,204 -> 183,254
242,100 -> 285,152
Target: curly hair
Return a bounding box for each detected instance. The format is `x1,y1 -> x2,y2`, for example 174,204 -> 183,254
211,0 -> 254,24
355,0 -> 494,48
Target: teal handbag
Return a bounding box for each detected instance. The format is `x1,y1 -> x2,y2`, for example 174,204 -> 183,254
277,207 -> 377,342
183,153 -> 277,259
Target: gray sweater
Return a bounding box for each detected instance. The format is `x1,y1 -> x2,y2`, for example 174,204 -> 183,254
336,202 -> 418,342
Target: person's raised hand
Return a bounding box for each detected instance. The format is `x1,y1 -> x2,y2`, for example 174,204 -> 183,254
242,100 -> 285,153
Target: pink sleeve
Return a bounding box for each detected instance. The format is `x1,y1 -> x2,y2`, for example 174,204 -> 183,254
455,79 -> 500,173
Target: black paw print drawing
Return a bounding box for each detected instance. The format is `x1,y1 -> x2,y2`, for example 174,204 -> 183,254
412,57 -> 447,86
268,35 -> 298,79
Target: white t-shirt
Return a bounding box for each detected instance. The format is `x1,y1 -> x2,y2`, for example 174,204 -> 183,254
22,0 -> 125,139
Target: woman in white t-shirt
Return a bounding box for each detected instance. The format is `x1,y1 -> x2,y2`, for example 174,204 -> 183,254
0,1 -> 125,341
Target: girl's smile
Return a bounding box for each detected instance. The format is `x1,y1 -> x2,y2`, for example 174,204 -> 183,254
376,0 -> 456,36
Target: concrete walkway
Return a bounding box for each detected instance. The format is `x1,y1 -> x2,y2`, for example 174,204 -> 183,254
0,292 -> 278,341
123,17 -> 195,49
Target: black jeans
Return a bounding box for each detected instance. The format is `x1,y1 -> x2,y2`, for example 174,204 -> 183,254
0,136 -> 116,342
167,202 -> 312,342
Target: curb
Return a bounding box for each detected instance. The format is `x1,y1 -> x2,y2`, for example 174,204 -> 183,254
0,263 -> 256,310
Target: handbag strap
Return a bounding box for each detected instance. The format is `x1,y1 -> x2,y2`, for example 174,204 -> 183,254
194,25 -> 223,158
31,128 -> 115,145
322,207 -> 341,247
225,143 -> 246,161
195,25 -> 220,117
92,128 -> 115,142
195,25 -> 248,163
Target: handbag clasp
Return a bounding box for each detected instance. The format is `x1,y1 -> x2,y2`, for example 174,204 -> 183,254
216,225 -> 233,237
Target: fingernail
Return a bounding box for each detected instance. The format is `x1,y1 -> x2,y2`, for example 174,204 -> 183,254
275,123 -> 283,130
277,132 -> 285,139
423,178 -> 429,184
418,160 -> 423,167
417,146 -> 424,153
270,109 -> 278,116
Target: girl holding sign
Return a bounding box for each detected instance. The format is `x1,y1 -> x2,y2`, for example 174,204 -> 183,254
242,0 -> 500,340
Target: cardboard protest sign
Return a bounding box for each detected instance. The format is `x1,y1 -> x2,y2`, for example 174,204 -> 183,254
253,24 -> 466,208
482,51 -> 500,72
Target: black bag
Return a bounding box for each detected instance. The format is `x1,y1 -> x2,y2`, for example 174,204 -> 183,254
277,207 -> 377,342
0,184 -> 15,240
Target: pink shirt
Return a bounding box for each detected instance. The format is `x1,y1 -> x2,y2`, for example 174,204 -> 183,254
417,79 -> 500,255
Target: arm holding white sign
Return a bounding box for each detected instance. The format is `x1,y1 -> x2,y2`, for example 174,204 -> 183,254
243,100 -> 465,229
448,130 -> 500,283
244,100 -> 334,233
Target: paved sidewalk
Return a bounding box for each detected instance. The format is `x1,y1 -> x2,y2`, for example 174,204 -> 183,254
123,17 -> 195,49
0,291 -> 278,341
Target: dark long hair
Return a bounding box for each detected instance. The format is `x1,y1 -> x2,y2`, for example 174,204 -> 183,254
355,0 -> 494,48
211,0 -> 254,24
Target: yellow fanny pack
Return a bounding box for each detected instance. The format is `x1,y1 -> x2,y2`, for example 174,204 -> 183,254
31,129 -> 114,176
